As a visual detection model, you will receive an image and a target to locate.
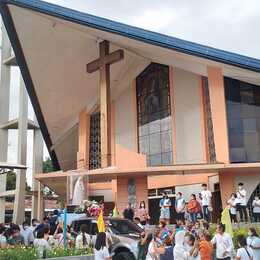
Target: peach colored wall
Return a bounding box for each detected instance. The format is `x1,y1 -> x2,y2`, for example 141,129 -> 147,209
77,110 -> 90,169
219,171 -> 235,207
207,66 -> 229,163
148,174 -> 211,189
116,176 -> 148,214
173,68 -> 205,163
115,144 -> 146,170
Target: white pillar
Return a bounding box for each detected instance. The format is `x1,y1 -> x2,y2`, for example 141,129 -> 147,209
0,23 -> 11,223
13,77 -> 28,224
31,129 -> 43,220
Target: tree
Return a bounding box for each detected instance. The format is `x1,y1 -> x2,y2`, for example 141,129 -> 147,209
43,157 -> 54,173
6,171 -> 16,191
6,171 -> 31,191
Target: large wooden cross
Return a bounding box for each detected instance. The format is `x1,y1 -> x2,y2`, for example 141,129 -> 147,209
87,40 -> 124,168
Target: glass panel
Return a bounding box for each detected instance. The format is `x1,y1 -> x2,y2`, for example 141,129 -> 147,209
136,63 -> 173,166
149,154 -> 162,166
149,133 -> 161,155
162,152 -> 172,165
225,77 -> 260,163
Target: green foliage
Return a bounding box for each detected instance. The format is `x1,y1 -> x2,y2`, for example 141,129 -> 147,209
0,246 -> 37,260
0,246 -> 92,260
6,171 -> 16,190
43,157 -> 54,173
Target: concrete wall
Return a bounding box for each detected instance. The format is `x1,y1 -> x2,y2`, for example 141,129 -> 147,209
173,68 -> 204,163
115,85 -> 136,151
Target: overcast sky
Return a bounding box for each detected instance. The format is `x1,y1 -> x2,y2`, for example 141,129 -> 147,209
6,0 -> 260,185
45,0 -> 260,58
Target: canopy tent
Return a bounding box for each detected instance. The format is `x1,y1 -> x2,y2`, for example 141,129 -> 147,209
1,0 -> 260,171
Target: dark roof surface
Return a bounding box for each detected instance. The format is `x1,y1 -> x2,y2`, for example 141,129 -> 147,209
1,0 -> 260,72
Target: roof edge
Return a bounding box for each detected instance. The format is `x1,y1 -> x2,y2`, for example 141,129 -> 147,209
1,0 -> 260,73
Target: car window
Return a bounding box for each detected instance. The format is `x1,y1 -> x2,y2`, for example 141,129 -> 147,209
90,222 -> 98,235
109,219 -> 142,235
73,220 -> 91,233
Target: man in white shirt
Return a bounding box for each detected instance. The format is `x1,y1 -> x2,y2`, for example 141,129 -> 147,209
201,183 -> 212,222
236,182 -> 248,222
211,223 -> 234,260
252,195 -> 260,222
175,192 -> 186,222
21,221 -> 34,246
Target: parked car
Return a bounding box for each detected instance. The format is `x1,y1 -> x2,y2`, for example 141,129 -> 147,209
71,217 -> 142,260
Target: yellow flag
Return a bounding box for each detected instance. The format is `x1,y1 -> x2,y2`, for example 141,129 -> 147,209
97,210 -> 105,233
112,205 -> 119,217
221,206 -> 233,237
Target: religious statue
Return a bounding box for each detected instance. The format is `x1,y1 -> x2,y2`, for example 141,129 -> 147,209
72,176 -> 86,205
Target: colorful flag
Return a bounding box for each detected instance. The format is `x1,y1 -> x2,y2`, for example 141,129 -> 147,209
97,210 -> 105,233
112,205 -> 119,217
221,206 -> 233,237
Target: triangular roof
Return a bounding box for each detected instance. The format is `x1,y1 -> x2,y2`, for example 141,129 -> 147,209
1,0 -> 260,170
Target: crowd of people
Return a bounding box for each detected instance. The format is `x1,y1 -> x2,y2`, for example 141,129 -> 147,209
137,220 -> 260,260
123,183 -> 259,227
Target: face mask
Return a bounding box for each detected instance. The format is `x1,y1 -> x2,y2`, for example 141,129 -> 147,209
24,226 -> 29,230
238,186 -> 242,190
184,237 -> 189,243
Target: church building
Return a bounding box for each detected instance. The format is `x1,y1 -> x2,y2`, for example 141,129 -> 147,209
1,0 -> 260,222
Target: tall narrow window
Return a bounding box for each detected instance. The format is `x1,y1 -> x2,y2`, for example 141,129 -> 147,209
136,63 -> 173,166
89,112 -> 101,169
225,77 -> 260,162
202,77 -> 216,162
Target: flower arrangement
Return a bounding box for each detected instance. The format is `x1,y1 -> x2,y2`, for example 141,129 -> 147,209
74,200 -> 103,217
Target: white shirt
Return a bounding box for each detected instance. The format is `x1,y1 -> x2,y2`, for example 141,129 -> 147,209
21,227 -> 34,246
236,188 -> 247,206
228,198 -> 237,215
211,233 -> 234,259
176,198 -> 186,213
252,199 -> 260,213
0,234 -> 7,248
236,247 -> 253,260
201,190 -> 212,206
247,236 -> 260,260
94,246 -> 110,260
75,233 -> 92,249
34,238 -> 51,259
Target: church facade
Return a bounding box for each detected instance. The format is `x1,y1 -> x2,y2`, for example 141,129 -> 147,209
1,0 -> 260,221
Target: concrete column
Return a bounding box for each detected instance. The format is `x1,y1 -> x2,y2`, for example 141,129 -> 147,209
0,22 -> 11,223
207,66 -> 229,163
31,129 -> 43,220
37,182 -> 44,221
13,77 -> 28,224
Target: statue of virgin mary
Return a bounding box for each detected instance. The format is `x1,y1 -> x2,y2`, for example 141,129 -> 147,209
72,176 -> 86,205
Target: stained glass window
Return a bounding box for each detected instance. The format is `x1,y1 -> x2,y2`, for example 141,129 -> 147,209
136,63 -> 173,166
89,112 -> 101,169
225,77 -> 260,162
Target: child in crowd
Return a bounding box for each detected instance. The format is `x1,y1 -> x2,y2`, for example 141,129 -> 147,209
75,224 -> 92,250
33,228 -> 51,259
236,234 -> 253,260
252,195 -> 260,222
227,193 -> 238,223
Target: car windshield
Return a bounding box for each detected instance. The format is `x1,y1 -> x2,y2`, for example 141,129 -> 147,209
108,219 -> 142,235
